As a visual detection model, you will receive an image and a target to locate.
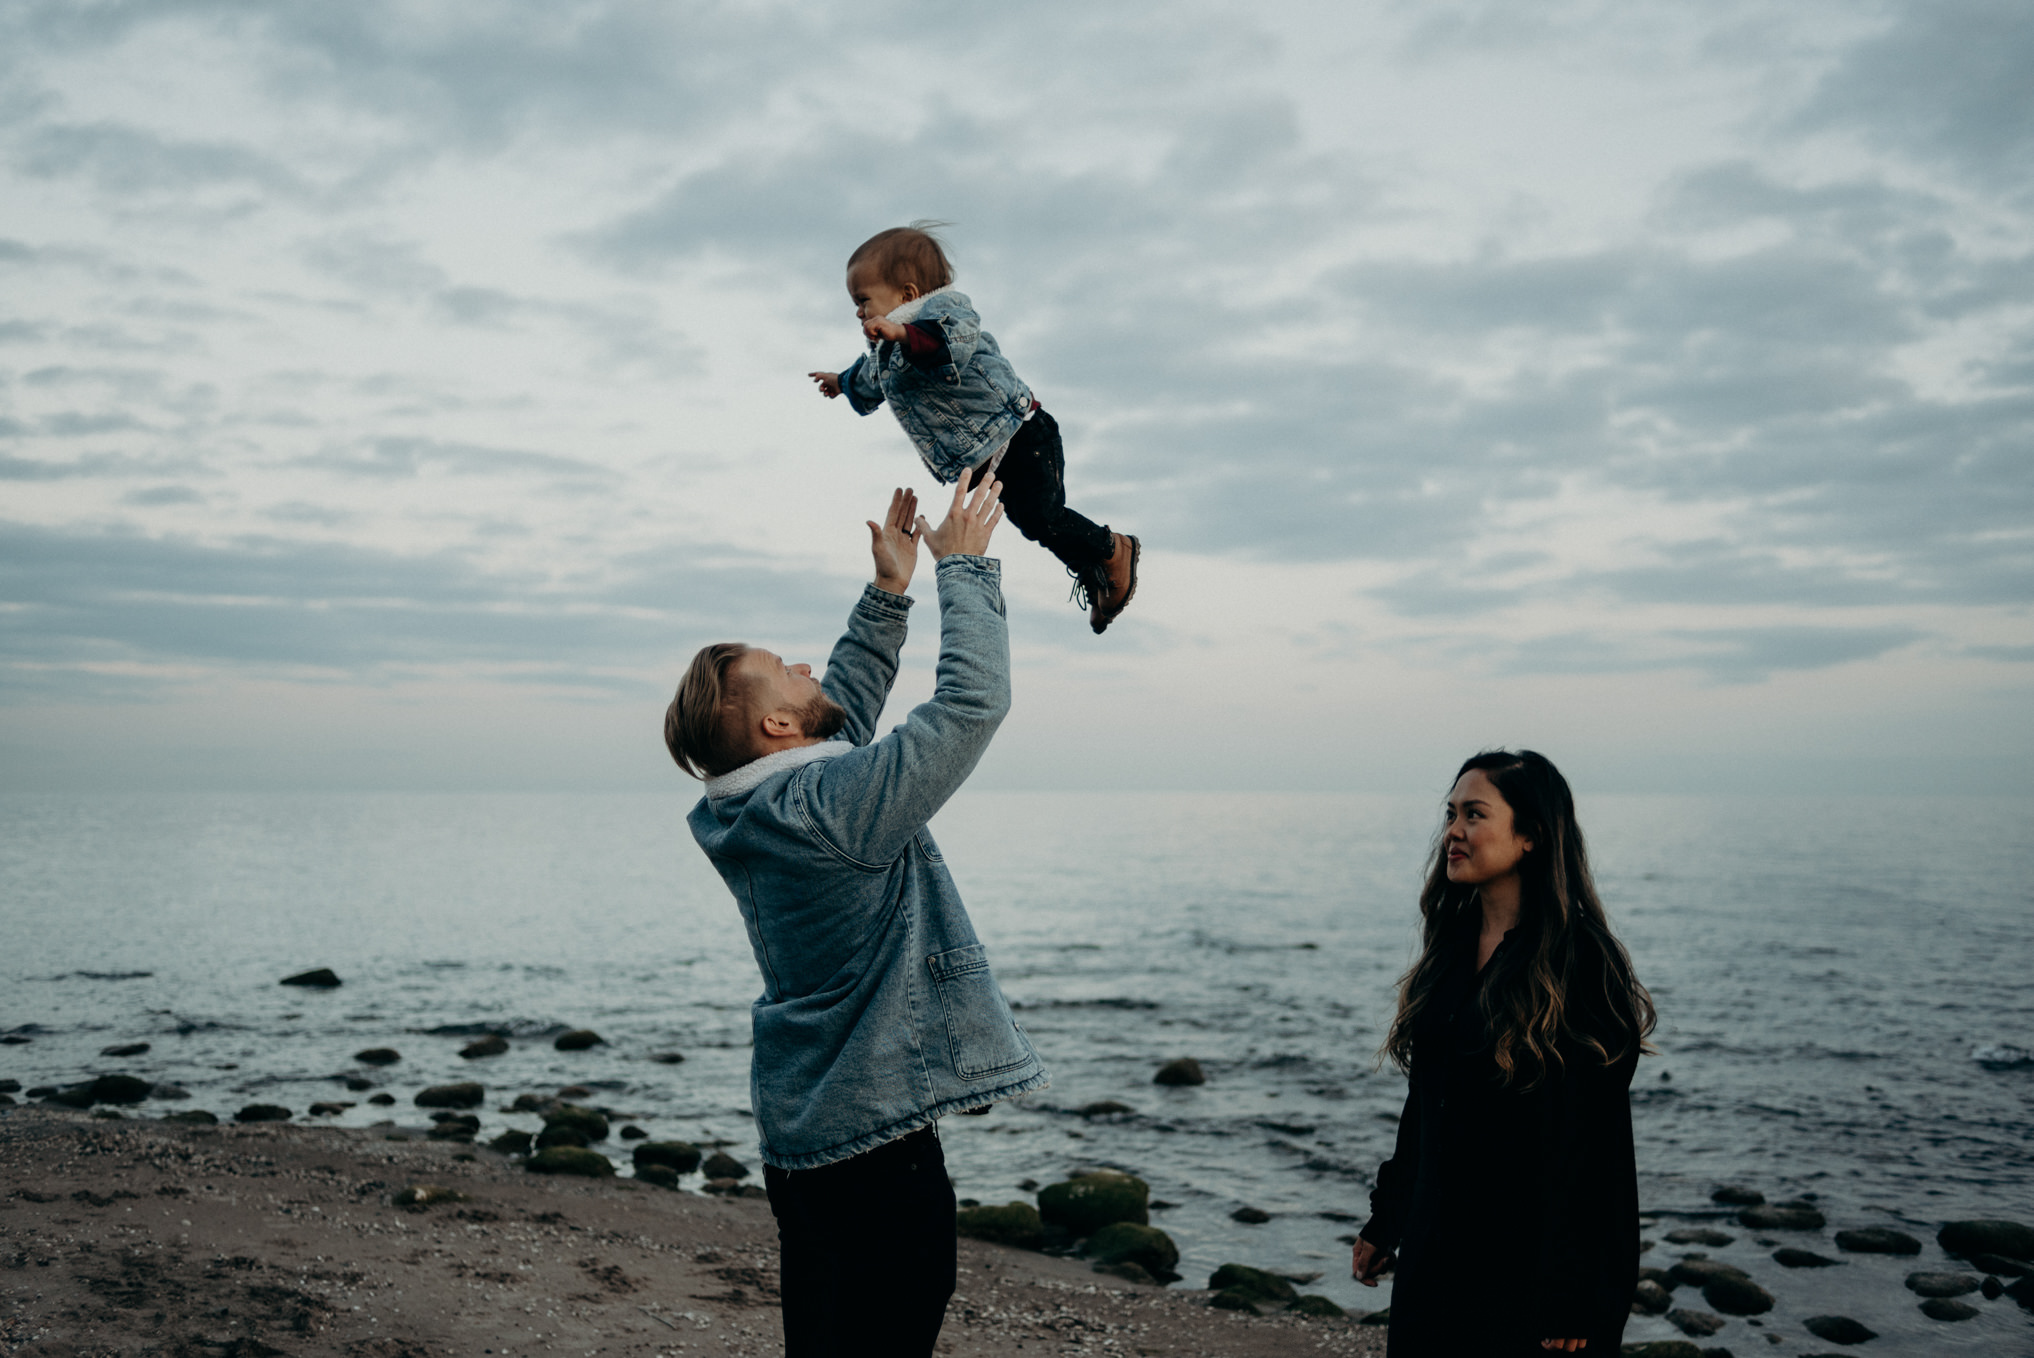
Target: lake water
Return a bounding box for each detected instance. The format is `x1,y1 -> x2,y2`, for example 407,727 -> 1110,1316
2,790 -> 2030,1354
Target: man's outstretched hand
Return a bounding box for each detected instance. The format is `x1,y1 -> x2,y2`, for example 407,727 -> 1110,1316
869,488 -> 920,595
918,477 -> 1003,561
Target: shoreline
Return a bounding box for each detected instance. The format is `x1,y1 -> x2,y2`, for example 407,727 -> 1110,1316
1,1106 -> 1383,1357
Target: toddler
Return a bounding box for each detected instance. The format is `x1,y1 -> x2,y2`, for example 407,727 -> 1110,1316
810,224 -> 1139,633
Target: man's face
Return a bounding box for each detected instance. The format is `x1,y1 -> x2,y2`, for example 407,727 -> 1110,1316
735,649 -> 847,741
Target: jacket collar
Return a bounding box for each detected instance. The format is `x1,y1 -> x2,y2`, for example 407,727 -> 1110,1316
883,285 -> 958,326
704,739 -> 847,801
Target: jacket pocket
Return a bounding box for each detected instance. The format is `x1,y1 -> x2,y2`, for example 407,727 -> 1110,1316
926,944 -> 1035,1082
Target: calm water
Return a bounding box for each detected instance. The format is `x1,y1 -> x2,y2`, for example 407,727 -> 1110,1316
2,790 -> 2030,1354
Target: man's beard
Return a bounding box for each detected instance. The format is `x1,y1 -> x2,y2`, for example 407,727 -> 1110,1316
799,692 -> 848,741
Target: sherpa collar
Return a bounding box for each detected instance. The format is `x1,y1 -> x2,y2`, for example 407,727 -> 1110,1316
882,285 -> 958,326
704,740 -> 847,800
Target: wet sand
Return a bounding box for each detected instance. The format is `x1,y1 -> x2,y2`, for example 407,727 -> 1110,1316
1,1107 -> 1384,1357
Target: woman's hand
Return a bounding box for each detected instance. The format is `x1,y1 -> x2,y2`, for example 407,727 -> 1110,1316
917,476 -> 1003,561
867,488 -> 919,594
809,371 -> 842,398
1350,1238 -> 1392,1285
1539,1341 -> 1586,1351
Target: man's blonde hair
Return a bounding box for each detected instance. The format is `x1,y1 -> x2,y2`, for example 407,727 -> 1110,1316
664,642 -> 755,780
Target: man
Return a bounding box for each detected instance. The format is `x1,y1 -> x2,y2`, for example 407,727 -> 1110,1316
663,478 -> 1047,1357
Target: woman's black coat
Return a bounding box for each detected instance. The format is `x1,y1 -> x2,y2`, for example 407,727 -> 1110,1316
1360,930 -> 1640,1356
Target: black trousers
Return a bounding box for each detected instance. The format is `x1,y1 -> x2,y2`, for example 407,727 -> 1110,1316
763,1125 -> 956,1358
967,407 -> 1114,576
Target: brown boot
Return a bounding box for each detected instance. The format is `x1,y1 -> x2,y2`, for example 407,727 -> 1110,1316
1089,533 -> 1140,634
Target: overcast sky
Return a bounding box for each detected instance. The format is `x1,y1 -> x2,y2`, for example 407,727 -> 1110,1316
2,0 -> 2029,795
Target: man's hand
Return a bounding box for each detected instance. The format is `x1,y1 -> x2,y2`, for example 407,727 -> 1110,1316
810,371 -> 842,399
868,488 -> 920,594
918,476 -> 1003,561
862,317 -> 908,345
1350,1239 -> 1392,1286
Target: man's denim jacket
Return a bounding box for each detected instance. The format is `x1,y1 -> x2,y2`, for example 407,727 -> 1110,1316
840,288 -> 1036,484
687,557 -> 1048,1169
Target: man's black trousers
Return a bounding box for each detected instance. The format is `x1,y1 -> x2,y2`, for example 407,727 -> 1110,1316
763,1125 -> 956,1357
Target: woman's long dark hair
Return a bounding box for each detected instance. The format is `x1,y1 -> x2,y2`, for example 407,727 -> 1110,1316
1382,750 -> 1656,1089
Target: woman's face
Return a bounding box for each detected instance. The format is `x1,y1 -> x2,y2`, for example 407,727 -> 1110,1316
1443,769 -> 1534,888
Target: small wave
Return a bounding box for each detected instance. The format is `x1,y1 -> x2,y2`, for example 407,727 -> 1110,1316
1973,1043 -> 2032,1071
1011,998 -> 1160,1011
65,970 -> 155,981
420,1019 -> 569,1039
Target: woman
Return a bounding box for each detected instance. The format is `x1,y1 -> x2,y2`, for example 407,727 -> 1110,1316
1351,750 -> 1655,1355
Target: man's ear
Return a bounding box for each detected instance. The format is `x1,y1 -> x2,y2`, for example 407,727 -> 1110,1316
760,709 -> 797,739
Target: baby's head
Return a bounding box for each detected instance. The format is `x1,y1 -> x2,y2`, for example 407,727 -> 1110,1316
846,223 -> 953,321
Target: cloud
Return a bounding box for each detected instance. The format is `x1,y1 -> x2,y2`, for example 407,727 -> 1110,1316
1507,623 -> 1924,683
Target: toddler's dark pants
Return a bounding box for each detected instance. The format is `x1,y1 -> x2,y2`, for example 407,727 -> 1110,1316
967,407 -> 1115,578
762,1124 -> 956,1358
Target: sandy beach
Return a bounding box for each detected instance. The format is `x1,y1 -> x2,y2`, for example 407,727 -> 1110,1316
1,1107 -> 1384,1357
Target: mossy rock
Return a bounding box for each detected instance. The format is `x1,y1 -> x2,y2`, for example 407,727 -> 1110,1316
1038,1171 -> 1149,1234
541,1104 -> 609,1141
1939,1219 -> 2034,1261
957,1201 -> 1044,1250
1209,1287 -> 1261,1313
702,1151 -> 749,1179
1207,1263 -> 1296,1305
1620,1344 -> 1702,1358
415,1082 -> 485,1109
1287,1294 -> 1345,1318
525,1147 -> 614,1177
164,1110 -> 218,1125
1093,1260 -> 1156,1284
554,1029 -> 604,1051
1153,1058 -> 1205,1086
234,1104 -> 291,1122
536,1124 -> 590,1150
461,1035 -> 509,1059
632,1141 -> 702,1174
635,1164 -> 680,1189
489,1129 -> 533,1156
355,1048 -> 401,1066
1084,1222 -> 1179,1281
1738,1202 -> 1824,1230
88,1074 -> 153,1105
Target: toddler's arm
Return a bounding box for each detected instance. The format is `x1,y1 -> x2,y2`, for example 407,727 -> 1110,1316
809,371 -> 842,399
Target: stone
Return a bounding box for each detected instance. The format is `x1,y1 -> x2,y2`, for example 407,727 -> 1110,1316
619,1125 -> 647,1140
460,1035 -> 509,1059
428,1115 -> 480,1140
489,1129 -> 533,1156
1230,1206 -> 1272,1224
415,1082 -> 485,1109
649,1052 -> 685,1064
2009,1274 -> 2034,1311
1208,1288 -> 1260,1313
0,1080 -> 16,1093
1802,1314 -> 1876,1345
958,1201 -> 1045,1250
1982,1275 -> 2004,1299
100,1042 -> 150,1057
632,1141 -> 702,1175
1039,1171 -> 1149,1235
540,1105 -> 609,1142
703,1177 -> 764,1198
1711,1186 -> 1765,1206
340,1076 -> 374,1091
1153,1058 -> 1205,1086
1078,1100 -> 1137,1118
280,968 -> 341,987
1834,1226 -> 1920,1255
1968,1251 -> 2031,1276
1287,1294 -> 1344,1318
355,1048 -> 401,1066
1084,1222 -> 1180,1282
1669,1259 -> 1749,1288
235,1104 -> 291,1122
392,1185 -> 465,1206
557,1085 -> 593,1099
1206,1263 -> 1296,1305
509,1093 -> 554,1112
1903,1271 -> 1979,1298
1773,1248 -> 1841,1268
1621,1345 -> 1704,1358
1939,1219 -> 2034,1262
1094,1261 -> 1156,1284
1738,1203 -> 1823,1230
1918,1297 -> 1979,1322
535,1125 -> 588,1150
25,1087 -> 56,1098
1667,1228 -> 1735,1247
1666,1309 -> 1725,1337
368,1093 -> 396,1106
307,1101 -> 354,1116
525,1147 -> 614,1177
0,1036 -> 32,1046
1632,1279 -> 1673,1314
554,1029 -> 604,1051
149,1083 -> 190,1100
87,1074 -> 152,1105
1357,1306 -> 1390,1325
164,1110 -> 218,1124
1703,1275 -> 1774,1316
1637,1266 -> 1674,1288
45,1085 -> 96,1108
634,1164 -> 680,1189
702,1151 -> 749,1180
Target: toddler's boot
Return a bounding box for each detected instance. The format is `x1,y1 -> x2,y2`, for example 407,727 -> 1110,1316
1087,533 -> 1140,634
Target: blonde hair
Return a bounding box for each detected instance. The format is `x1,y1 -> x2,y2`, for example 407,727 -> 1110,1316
664,643 -> 755,779
847,221 -> 954,296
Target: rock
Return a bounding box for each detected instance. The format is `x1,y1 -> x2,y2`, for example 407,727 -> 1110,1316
1773,1248 -> 1841,1268
619,1125 -> 647,1140
554,1029 -> 604,1051
280,968 -> 341,987
509,1093 -> 554,1112
1039,1171 -> 1149,1234
84,1074 -> 152,1105
1632,1279 -> 1673,1314
428,1115 -> 480,1140
0,1036 -> 32,1046
1738,1203 -> 1824,1230
1621,1345 -> 1704,1358
1078,1100 -> 1137,1118
1153,1058 -> 1205,1086
150,1083 -> 190,1100
1084,1222 -> 1180,1281
164,1109 -> 218,1124
702,1151 -> 749,1180
1703,1275 -> 1774,1316
1710,1186 -> 1764,1206
1918,1297 -> 1979,1322
1094,1261 -> 1156,1284
1834,1226 -> 1920,1254
524,1147 -> 614,1177
0,1080 -> 16,1093
1209,1288 -> 1261,1313
1981,1275 -> 2004,1299
1802,1314 -> 1876,1345
2010,1274 -> 2034,1311
635,1164 -> 680,1189
557,1084 -> 593,1099
633,1141 -> 702,1175
235,1104 -> 291,1122
1969,1251 -> 2031,1276
540,1105 -> 609,1142
1230,1206 -> 1272,1224
650,1052 -> 685,1064
489,1129 -> 533,1155
1287,1294 -> 1345,1318
1667,1228 -> 1735,1247
535,1125 -> 588,1150
0,1095 -> 12,1106
1357,1306 -> 1390,1325
1904,1271 -> 1979,1298
90,1109 -> 125,1120
354,1048 -> 400,1066
1939,1219 -> 2034,1262
306,1101 -> 354,1116
1206,1263 -> 1296,1305
368,1092 -> 395,1106
26,1086 -> 56,1098
415,1082 -> 485,1109
703,1177 -> 764,1197
1666,1309 -> 1725,1337
1669,1259 -> 1749,1288
958,1201 -> 1045,1250
1637,1266 -> 1674,1288
45,1085 -> 96,1108
100,1042 -> 150,1057
392,1185 -> 465,1206
460,1035 -> 509,1059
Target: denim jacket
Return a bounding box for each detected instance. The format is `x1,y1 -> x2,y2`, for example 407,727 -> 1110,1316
686,558 -> 1048,1169
840,287 -> 1036,484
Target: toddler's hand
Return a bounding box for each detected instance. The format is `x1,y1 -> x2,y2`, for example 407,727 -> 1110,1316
809,371 -> 842,399
862,317 -> 908,345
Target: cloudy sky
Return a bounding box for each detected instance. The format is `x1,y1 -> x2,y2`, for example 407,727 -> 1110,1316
2,0 -> 2029,794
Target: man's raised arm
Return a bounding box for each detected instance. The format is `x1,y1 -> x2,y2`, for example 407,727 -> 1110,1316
818,488 -> 920,746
